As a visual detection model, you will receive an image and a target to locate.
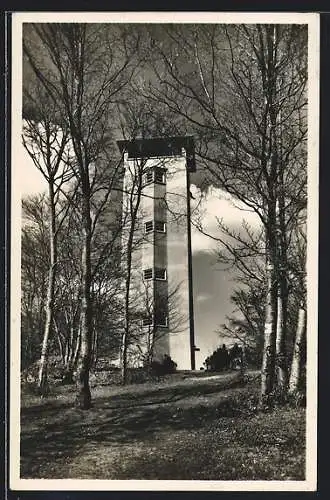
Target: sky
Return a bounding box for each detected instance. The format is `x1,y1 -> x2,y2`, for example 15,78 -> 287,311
189,184 -> 260,367
19,142 -> 260,368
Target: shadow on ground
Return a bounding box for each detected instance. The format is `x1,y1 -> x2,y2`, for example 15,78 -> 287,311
21,373 -> 248,477
19,372 -> 305,481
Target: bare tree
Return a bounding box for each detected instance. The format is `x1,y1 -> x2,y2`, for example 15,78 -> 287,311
21,196 -> 50,371
288,222 -> 307,394
52,198 -> 83,383
24,23 -> 140,408
119,149 -> 157,383
218,287 -> 265,365
144,24 -> 307,402
22,81 -> 74,393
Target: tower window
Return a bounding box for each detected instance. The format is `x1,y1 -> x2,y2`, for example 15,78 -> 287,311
145,221 -> 153,233
154,167 -> 166,184
155,268 -> 167,280
143,167 -> 166,186
141,313 -> 168,328
143,268 -> 153,280
142,315 -> 153,326
143,268 -> 167,280
144,168 -> 153,184
144,220 -> 166,233
155,221 -> 166,233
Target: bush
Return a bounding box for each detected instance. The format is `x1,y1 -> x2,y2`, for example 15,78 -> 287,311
204,344 -> 230,372
151,354 -> 177,376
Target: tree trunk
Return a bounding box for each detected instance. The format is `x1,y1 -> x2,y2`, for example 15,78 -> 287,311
275,283 -> 288,393
76,195 -> 93,409
148,327 -> 156,367
91,322 -> 98,369
64,338 -> 70,366
121,162 -> 143,384
67,320 -> 74,364
259,28 -> 280,404
121,253 -> 132,385
275,164 -> 289,393
289,304 -> 306,393
73,324 -> 82,367
54,321 -> 65,365
63,324 -> 81,385
38,182 -> 57,394
260,253 -> 277,403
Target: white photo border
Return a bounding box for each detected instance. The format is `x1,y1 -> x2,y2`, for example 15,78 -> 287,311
10,11 -> 319,492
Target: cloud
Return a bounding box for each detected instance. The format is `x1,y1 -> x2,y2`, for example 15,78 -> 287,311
190,184 -> 261,254
18,143 -> 47,196
20,120 -> 76,197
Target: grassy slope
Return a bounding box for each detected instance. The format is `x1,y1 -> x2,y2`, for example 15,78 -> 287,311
20,372 -> 305,480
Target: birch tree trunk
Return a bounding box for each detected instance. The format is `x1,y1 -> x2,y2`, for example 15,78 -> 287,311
260,27 -> 282,404
260,257 -> 277,402
289,304 -> 306,393
260,218 -> 278,403
275,167 -> 289,393
38,182 -> 57,393
275,282 -> 288,393
76,194 -> 93,409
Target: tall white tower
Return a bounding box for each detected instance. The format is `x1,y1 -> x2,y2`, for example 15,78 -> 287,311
117,137 -> 196,370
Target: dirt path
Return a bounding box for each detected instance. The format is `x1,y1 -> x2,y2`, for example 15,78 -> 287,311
19,371 -> 305,480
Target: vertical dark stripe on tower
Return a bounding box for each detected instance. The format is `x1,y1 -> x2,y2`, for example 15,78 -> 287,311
186,166 -> 196,371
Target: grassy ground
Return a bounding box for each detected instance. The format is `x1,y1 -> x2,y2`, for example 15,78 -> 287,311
20,371 -> 306,480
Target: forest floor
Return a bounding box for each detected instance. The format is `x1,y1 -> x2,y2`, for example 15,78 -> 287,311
20,370 -> 306,480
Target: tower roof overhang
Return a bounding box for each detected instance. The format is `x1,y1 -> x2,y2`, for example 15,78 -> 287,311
117,136 -> 196,172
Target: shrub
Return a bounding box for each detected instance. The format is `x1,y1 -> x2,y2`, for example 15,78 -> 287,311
204,344 -> 230,372
151,354 -> 177,376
